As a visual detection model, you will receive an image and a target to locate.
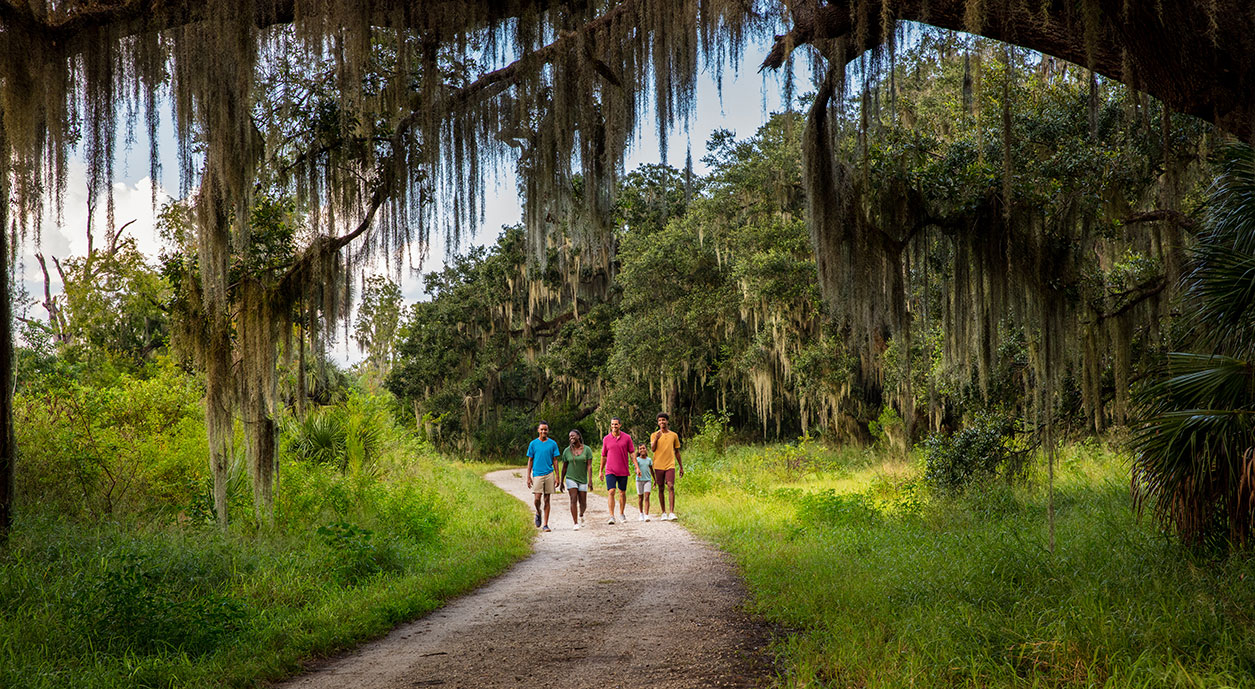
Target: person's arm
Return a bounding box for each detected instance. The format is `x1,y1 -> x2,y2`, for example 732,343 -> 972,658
599,442 -> 607,479
526,456 -> 534,488
650,430 -> 658,452
675,435 -> 683,478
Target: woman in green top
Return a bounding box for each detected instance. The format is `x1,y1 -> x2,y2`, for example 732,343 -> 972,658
559,429 -> 594,530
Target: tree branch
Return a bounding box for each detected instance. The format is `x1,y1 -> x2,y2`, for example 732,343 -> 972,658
1122,209 -> 1198,231
761,0 -> 1255,143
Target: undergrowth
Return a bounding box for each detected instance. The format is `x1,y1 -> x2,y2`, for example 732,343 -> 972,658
681,439 -> 1255,688
0,382 -> 532,689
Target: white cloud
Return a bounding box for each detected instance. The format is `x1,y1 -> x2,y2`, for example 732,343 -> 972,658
17,159 -> 173,326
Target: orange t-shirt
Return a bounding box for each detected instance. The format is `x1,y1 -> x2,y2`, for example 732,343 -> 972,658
650,430 -> 681,470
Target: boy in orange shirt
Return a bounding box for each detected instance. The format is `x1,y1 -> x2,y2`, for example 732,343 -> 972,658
649,412 -> 684,521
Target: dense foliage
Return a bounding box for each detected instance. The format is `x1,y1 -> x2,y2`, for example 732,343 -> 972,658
389,40 -> 1214,461
1131,146 -> 1255,547
3,346 -> 532,688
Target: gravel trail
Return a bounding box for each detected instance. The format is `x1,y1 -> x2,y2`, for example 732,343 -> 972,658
275,468 -> 772,689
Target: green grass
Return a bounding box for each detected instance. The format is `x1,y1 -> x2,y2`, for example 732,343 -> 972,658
681,440 -> 1255,687
0,455 -> 533,688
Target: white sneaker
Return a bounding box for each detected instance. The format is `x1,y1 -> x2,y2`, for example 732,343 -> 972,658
644,513 -> 652,522
619,513 -> 627,523
573,523 -> 581,531
608,517 -> 616,525
669,513 -> 678,521
637,513 -> 645,522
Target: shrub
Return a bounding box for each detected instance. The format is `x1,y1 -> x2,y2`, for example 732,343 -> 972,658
692,408 -> 733,456
922,412 -> 1024,492
794,489 -> 881,526
71,554 -> 247,656
283,392 -> 386,474
376,484 -> 446,542
316,521 -> 401,584
15,361 -> 207,518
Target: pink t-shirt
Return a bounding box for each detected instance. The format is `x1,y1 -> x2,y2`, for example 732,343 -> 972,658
601,431 -> 635,476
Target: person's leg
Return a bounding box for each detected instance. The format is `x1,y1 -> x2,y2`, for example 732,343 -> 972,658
542,492 -> 551,527
637,491 -> 644,514
606,481 -> 616,522
534,491 -> 542,523
644,491 -> 651,516
568,486 -> 579,524
577,488 -> 587,519
653,469 -> 668,514
666,469 -> 676,517
617,479 -> 627,516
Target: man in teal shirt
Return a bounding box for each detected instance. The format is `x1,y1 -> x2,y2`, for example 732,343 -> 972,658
526,421 -> 562,532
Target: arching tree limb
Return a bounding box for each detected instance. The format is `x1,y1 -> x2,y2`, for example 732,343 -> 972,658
764,0 -> 1255,143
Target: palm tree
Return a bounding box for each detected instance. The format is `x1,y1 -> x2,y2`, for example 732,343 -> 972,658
1132,144 -> 1255,547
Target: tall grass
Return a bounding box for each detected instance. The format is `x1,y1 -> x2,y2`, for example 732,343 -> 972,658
1,381 -> 532,689
682,440 -> 1255,687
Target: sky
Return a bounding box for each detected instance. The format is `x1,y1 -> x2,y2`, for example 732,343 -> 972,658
19,32 -> 804,367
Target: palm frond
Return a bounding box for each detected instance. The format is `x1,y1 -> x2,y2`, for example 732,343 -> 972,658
1130,142 -> 1255,547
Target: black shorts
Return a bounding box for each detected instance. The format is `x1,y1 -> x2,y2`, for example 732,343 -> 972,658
605,474 -> 628,491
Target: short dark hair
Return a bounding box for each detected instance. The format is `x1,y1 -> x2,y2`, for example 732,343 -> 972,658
657,412 -> 669,420
610,416 -> 621,423
538,420 -> 550,428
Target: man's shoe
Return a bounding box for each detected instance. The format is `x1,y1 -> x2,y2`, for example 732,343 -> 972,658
608,517 -> 616,525
534,513 -> 542,527
619,513 -> 628,523
542,525 -> 551,532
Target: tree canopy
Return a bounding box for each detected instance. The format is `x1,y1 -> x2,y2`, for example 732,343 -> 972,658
2,0 -> 1253,535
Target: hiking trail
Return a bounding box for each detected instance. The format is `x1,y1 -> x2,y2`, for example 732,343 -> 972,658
276,468 -> 772,688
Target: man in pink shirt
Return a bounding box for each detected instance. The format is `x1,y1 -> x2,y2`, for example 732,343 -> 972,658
599,417 -> 634,524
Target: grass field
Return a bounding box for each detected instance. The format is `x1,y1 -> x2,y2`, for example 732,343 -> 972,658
681,440 -> 1255,688
0,454 -> 533,689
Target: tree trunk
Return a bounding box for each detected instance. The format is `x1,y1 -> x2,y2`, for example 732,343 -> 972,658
249,415 -> 276,525
205,325 -> 232,531
0,107 -> 14,544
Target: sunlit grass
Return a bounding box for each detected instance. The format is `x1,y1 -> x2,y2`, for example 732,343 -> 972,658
0,456 -> 532,689
682,440 -> 1255,688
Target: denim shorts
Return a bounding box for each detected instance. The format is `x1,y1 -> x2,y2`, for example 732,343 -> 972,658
564,478 -> 589,492
605,474 -> 628,491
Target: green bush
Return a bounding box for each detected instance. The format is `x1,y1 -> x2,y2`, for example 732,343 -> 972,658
283,392 -> 386,474
72,554 -> 247,656
15,361 -> 207,518
315,521 -> 402,585
794,489 -> 881,526
692,408 -> 733,456
922,412 -> 1024,492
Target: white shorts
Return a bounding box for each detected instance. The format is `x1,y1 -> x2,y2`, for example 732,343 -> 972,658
636,480 -> 652,494
564,478 -> 589,491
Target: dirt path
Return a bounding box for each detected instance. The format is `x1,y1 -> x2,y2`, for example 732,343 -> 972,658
276,468 -> 772,689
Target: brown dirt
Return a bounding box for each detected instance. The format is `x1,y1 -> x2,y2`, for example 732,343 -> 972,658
275,468 -> 774,689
